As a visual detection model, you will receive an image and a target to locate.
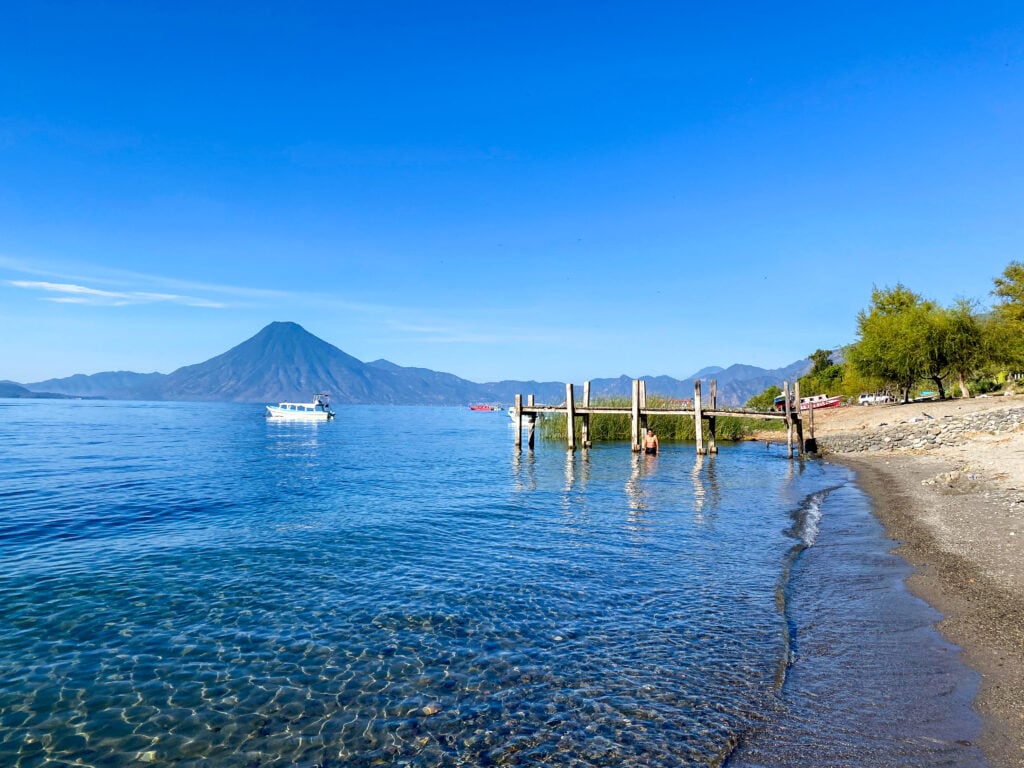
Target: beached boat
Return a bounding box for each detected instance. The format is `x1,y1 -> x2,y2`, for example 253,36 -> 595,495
772,394 -> 794,412
265,393 -> 335,421
799,394 -> 843,411
773,393 -> 843,412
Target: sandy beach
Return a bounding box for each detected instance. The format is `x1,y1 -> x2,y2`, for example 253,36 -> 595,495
811,396 -> 1024,768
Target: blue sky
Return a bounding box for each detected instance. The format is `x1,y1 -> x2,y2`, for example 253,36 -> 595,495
2,2 -> 1022,384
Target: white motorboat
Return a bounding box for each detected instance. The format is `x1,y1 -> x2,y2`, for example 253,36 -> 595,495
508,406 -> 542,428
265,393 -> 335,421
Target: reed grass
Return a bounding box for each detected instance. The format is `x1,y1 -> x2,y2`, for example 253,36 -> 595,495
538,395 -> 784,443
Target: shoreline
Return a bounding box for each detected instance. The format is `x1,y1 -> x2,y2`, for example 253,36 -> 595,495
813,399 -> 1024,768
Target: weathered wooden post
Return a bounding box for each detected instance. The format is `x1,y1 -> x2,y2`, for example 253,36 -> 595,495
514,393 -> 523,450
582,381 -> 592,449
793,381 -> 804,458
694,380 -> 705,455
631,379 -> 641,452
805,395 -> 817,453
527,394 -> 536,451
708,379 -> 718,455
783,381 -> 794,459
639,379 -> 648,440
565,382 -> 576,452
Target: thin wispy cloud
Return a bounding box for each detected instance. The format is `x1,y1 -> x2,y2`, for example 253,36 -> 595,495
0,256 -> 396,314
1,256 -> 577,349
9,280 -> 226,308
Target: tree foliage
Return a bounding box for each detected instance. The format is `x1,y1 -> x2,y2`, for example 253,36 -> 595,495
943,299 -> 985,398
754,262 -> 1021,407
746,384 -> 781,411
799,349 -> 843,396
847,284 -> 934,401
809,349 -> 833,374
986,314 -> 1024,371
847,283 -> 996,400
992,260 -> 1024,323
989,262 -> 1024,370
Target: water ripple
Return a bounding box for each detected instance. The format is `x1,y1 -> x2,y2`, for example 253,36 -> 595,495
0,401 -> 985,766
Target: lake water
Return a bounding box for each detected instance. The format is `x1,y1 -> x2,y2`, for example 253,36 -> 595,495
0,400 -> 987,767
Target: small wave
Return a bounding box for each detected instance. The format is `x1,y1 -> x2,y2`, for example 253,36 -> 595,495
795,494 -> 824,547
784,487 -> 837,548
772,485 -> 844,690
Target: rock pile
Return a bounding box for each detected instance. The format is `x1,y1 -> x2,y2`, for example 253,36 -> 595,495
818,405 -> 1024,454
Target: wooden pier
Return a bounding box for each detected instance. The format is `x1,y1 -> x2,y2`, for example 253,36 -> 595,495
512,379 -> 810,458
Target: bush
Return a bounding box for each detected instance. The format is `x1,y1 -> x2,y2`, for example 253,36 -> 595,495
968,377 -> 1000,396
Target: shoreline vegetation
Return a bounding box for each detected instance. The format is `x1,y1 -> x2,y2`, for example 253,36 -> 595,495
813,396 -> 1024,768
537,395 -> 785,443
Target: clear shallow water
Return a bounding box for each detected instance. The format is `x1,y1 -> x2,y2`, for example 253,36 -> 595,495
0,400 -> 986,766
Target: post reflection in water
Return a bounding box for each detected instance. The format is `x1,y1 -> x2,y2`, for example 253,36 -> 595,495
511,447 -> 536,491
777,448 -> 808,506
624,452 -> 643,512
579,448 -> 591,487
624,451 -> 658,511
560,449 -> 592,514
691,453 -> 721,521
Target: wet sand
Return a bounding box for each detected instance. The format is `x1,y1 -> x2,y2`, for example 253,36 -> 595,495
813,398 -> 1024,768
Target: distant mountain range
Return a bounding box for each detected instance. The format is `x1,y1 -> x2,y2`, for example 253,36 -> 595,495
13,321 -> 811,406
0,381 -> 68,399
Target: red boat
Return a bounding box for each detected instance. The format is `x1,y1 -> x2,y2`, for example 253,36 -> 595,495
469,404 -> 501,411
799,394 -> 843,410
773,393 -> 843,412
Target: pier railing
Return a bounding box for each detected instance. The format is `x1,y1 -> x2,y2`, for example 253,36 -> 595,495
512,379 -> 809,458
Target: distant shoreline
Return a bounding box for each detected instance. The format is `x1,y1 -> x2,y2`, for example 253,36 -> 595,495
818,399 -> 1024,768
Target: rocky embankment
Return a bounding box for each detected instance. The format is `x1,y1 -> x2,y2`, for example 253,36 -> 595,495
818,404 -> 1024,454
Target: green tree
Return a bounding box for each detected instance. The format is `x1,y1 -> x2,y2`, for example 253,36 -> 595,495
850,286 -> 987,401
990,262 -> 1024,370
985,312 -> 1024,371
943,300 -> 985,398
918,302 -> 954,400
847,284 -> 932,402
800,349 -> 843,396
746,385 -> 782,412
809,349 -> 833,374
992,261 -> 1024,323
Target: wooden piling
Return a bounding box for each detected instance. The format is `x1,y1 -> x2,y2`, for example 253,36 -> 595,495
631,379 -> 641,452
694,380 -> 705,456
527,394 -> 536,451
582,381 -> 592,448
565,383 -> 576,451
805,396 -> 817,453
708,379 -> 718,455
514,394 -> 523,450
783,381 -> 793,459
793,381 -> 804,458
639,379 -> 649,444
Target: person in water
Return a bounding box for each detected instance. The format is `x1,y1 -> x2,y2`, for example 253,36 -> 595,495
643,428 -> 659,455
